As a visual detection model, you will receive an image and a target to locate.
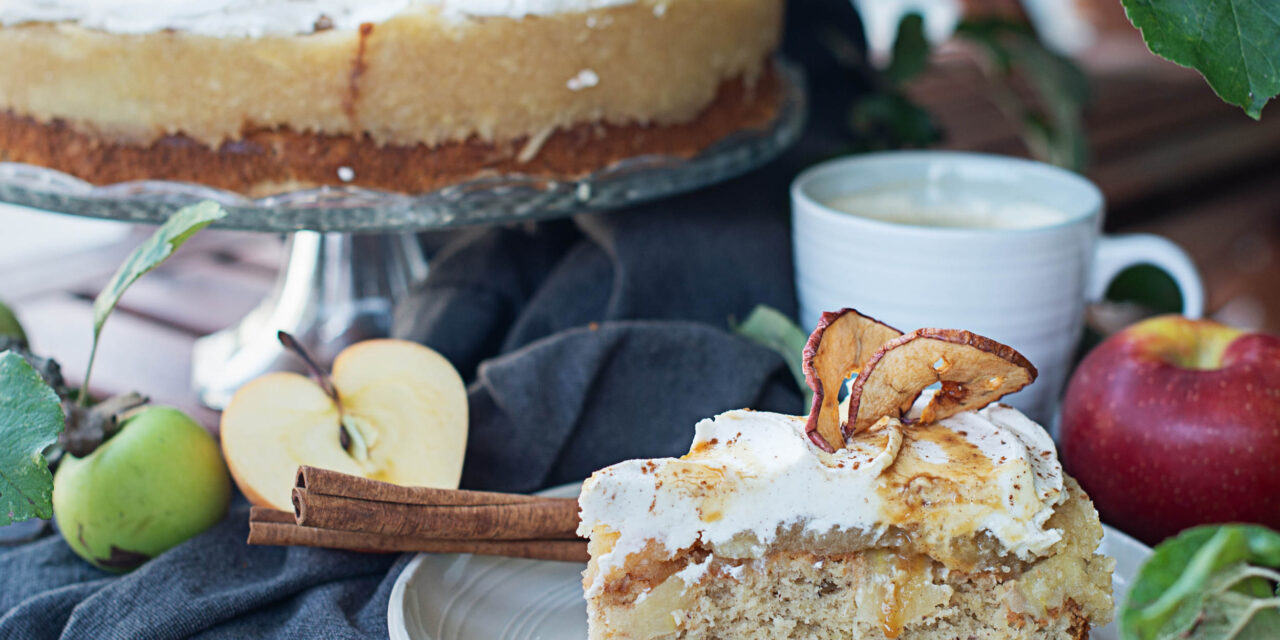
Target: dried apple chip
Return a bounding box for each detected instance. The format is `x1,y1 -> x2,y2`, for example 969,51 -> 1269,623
802,309 -> 903,452
845,329 -> 1037,435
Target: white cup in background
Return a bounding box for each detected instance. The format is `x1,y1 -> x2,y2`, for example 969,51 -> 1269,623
791,151 -> 1203,424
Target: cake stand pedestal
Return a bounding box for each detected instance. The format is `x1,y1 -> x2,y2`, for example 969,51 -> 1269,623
0,60 -> 805,409
190,232 -> 428,408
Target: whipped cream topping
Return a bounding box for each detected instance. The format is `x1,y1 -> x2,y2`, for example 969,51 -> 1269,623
577,396 -> 1066,593
0,0 -> 640,36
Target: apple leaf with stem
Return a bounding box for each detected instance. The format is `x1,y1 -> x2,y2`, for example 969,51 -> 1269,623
1122,524 -> 1280,640
731,305 -> 812,408
0,351 -> 65,525
0,202 -> 225,525
78,201 -> 227,406
1121,0 -> 1280,119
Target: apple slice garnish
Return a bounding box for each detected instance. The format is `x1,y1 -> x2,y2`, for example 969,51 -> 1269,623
220,334 -> 468,511
846,329 -> 1037,436
803,309 -> 903,452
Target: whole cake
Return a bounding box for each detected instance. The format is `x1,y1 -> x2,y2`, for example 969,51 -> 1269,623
577,310 -> 1114,639
0,0 -> 783,196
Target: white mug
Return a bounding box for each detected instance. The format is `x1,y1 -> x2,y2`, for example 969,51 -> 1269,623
791,151 -> 1203,424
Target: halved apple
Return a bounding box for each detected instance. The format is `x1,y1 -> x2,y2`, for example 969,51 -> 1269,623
802,309 -> 903,452
220,339 -> 468,511
846,329 -> 1036,435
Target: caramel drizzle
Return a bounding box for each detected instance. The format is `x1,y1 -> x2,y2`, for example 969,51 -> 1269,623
342,22 -> 375,125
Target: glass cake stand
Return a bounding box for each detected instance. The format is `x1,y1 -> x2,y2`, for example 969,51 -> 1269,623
0,60 -> 806,409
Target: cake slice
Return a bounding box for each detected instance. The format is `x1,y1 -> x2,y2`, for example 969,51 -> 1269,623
577,314 -> 1114,639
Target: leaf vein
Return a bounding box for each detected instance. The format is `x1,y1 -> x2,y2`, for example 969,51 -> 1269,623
1228,0 -> 1256,100
0,467 -> 40,508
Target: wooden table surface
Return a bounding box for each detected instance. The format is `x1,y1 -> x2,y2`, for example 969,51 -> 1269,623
1,38 -> 1277,432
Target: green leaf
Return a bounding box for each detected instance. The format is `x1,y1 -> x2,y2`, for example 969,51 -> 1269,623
848,90 -> 942,152
958,19 -> 1091,171
732,305 -> 812,407
0,301 -> 26,344
79,201 -> 226,403
886,13 -> 930,85
1123,525 -> 1280,640
832,10 -> 941,151
1184,564 -> 1280,639
1015,44 -> 1090,171
0,351 -> 65,524
1122,0 -> 1280,119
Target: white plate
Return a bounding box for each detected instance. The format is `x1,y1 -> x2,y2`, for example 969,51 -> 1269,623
389,484 -> 1151,640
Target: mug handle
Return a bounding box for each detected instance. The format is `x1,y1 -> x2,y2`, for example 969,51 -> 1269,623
1087,234 -> 1205,318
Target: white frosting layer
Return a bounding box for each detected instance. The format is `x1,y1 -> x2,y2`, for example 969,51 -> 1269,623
0,0 -> 640,36
578,397 -> 1066,593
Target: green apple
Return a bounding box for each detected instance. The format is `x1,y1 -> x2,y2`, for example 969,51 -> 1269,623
0,301 -> 26,343
53,406 -> 231,572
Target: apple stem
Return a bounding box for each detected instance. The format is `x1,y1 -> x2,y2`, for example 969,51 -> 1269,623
95,391 -> 149,420
76,348 -> 98,407
276,331 -> 343,414
60,391 -> 149,458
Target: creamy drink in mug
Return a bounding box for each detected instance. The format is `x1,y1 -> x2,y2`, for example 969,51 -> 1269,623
791,151 -> 1204,426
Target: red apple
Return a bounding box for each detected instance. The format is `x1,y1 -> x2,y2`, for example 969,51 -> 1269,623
1060,315 -> 1280,545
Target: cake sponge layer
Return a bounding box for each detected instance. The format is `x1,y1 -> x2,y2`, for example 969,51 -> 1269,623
585,479 -> 1113,640
0,0 -> 781,147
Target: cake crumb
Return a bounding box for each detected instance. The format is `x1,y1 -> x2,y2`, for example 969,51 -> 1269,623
567,69 -> 599,91
675,554 -> 714,586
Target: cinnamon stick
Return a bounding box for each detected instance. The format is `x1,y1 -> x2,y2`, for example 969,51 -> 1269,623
295,466 -> 545,506
247,511 -> 587,562
292,487 -> 581,540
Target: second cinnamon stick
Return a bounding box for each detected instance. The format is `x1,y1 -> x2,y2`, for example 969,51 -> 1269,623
248,517 -> 588,562
292,488 -> 582,540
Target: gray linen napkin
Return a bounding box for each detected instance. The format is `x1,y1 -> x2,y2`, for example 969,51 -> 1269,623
393,177 -> 805,491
